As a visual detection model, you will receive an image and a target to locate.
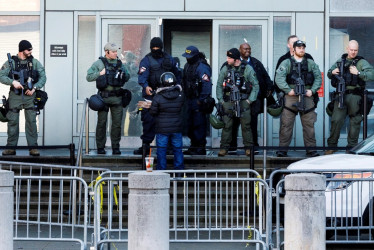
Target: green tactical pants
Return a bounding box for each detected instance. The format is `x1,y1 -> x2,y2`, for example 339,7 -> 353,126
279,95 -> 317,153
96,96 -> 123,149
6,91 -> 38,147
220,99 -> 253,149
327,93 -> 362,148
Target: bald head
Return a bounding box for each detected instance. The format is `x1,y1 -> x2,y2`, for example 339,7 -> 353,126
239,43 -> 251,60
347,40 -> 359,59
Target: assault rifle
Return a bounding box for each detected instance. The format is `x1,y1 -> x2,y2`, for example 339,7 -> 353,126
334,59 -> 346,109
7,53 -> 32,95
229,69 -> 241,118
292,62 -> 306,112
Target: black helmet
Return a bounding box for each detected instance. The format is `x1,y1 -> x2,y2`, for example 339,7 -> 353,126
0,106 -> 8,122
209,114 -> 225,129
160,72 -> 176,87
0,96 -> 9,122
89,94 -> 108,112
326,101 -> 334,117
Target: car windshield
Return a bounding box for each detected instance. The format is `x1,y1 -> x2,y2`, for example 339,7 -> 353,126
351,134 -> 374,155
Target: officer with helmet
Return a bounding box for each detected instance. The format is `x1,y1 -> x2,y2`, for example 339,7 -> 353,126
86,42 -> 130,155
0,40 -> 46,156
182,46 -> 213,155
135,37 -> 181,155
275,40 -> 321,157
216,48 -> 259,157
149,72 -> 184,170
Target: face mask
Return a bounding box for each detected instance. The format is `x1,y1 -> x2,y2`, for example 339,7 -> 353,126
187,55 -> 199,64
151,49 -> 163,58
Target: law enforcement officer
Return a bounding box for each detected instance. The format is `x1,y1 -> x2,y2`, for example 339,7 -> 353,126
134,37 -> 181,154
229,43 -> 274,154
86,42 -> 130,155
0,40 -> 46,156
216,48 -> 259,157
275,40 -> 321,157
182,46 -> 212,155
325,40 -> 374,154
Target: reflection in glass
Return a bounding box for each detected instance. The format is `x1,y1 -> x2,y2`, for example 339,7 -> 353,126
0,0 -> 40,11
218,25 -> 262,69
0,16 -> 40,133
78,16 -> 96,132
329,17 -> 374,136
272,17 -> 291,142
108,24 -> 151,137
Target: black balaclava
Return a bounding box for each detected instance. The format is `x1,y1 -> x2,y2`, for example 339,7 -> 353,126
187,54 -> 200,65
150,37 -> 163,58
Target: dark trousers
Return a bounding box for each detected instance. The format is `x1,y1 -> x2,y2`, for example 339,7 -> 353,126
187,99 -> 207,150
140,108 -> 156,144
230,111 -> 259,149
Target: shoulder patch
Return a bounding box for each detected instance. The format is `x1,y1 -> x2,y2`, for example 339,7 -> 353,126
202,74 -> 210,82
278,66 -> 285,72
138,66 -> 146,74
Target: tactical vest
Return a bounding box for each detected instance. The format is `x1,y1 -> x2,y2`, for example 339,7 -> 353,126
99,57 -> 126,88
223,64 -> 252,93
339,54 -> 365,87
286,58 -> 314,87
8,55 -> 39,89
147,53 -> 173,90
183,59 -> 211,98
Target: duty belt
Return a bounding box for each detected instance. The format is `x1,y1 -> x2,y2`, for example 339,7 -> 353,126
99,90 -> 121,98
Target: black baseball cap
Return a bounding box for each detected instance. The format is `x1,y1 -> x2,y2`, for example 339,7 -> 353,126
293,40 -> 306,48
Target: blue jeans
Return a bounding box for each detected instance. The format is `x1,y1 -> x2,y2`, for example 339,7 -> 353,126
156,133 -> 184,170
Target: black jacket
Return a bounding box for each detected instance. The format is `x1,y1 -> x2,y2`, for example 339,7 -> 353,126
150,85 -> 184,134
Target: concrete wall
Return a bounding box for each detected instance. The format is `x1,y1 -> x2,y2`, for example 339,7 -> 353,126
44,12 -> 74,145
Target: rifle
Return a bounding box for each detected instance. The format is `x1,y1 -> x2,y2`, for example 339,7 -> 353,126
334,59 -> 345,109
7,53 -> 32,95
229,69 -> 241,118
292,62 -> 306,112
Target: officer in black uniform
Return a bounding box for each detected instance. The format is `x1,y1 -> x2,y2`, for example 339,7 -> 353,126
182,46 -> 212,155
134,37 -> 181,154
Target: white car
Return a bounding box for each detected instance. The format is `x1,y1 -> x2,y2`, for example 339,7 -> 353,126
286,134 -> 374,238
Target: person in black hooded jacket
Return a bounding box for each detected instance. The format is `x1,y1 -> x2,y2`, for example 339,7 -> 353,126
150,72 -> 185,170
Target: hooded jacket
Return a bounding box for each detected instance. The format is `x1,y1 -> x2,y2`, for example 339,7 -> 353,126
150,85 -> 185,134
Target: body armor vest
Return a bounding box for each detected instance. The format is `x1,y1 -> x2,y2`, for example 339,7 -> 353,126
8,56 -> 39,90
99,57 -> 126,88
339,54 -> 365,87
222,64 -> 252,100
183,59 -> 211,98
286,58 -> 314,87
147,53 -> 172,90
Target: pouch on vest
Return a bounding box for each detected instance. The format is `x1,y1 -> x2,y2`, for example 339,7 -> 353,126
96,75 -> 107,90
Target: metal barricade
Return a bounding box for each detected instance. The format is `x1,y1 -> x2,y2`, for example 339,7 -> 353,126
14,176 -> 89,250
269,169 -> 374,250
92,170 -> 270,250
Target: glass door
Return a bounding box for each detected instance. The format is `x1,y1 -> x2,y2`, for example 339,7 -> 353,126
101,18 -> 158,148
212,19 -> 269,147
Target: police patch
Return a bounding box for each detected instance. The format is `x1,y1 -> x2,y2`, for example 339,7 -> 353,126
138,67 -> 146,74
202,74 -> 210,82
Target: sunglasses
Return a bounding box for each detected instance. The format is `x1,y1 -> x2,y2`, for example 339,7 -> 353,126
26,48 -> 33,51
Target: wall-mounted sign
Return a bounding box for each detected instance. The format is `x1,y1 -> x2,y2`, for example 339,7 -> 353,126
50,45 -> 67,57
